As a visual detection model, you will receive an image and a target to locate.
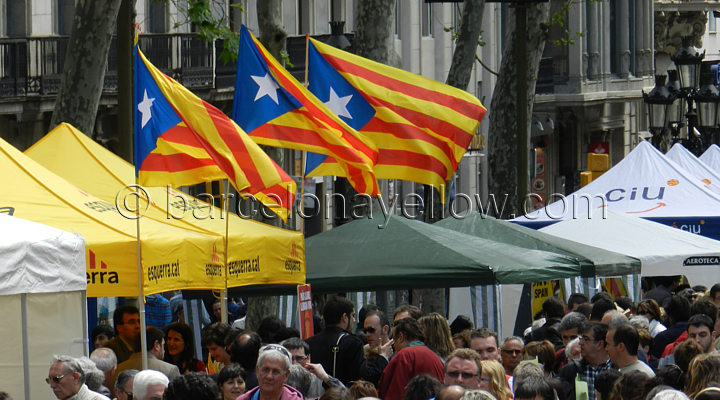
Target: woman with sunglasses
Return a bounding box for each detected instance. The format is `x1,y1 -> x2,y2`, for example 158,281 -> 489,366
164,322 -> 207,374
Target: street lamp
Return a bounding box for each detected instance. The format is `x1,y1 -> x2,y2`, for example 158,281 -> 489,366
644,36 -> 717,154
693,69 -> 720,150
670,36 -> 706,155
642,74 -> 675,149
671,36 -> 704,92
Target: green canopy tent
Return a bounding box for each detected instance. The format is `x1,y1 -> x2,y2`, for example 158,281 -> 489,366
435,213 -> 641,280
305,215 -> 589,291
231,214 -> 587,297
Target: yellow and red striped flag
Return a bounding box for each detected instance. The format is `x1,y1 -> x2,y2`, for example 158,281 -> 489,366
134,46 -> 296,222
305,37 -> 487,189
232,25 -> 379,196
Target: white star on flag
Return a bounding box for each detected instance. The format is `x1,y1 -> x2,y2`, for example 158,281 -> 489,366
324,87 -> 353,119
137,89 -> 155,128
251,73 -> 280,104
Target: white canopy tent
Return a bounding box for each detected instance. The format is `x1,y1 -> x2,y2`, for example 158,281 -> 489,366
0,214 -> 87,400
701,144 -> 720,172
666,143 -> 720,195
514,140 -> 720,240
539,210 -> 720,286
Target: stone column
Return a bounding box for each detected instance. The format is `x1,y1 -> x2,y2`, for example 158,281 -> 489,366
617,0 -> 631,78
587,0 -> 600,80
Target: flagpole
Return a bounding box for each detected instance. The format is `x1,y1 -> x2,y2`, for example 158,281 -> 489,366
135,187 -> 148,370
221,179 -> 230,325
298,35 -> 311,235
133,31 -> 149,372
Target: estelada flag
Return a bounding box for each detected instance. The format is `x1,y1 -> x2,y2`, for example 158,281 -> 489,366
305,37 -> 487,189
134,45 -> 296,222
233,25 -> 380,196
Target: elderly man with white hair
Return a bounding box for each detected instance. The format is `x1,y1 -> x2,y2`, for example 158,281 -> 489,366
90,348 -> 117,391
133,370 -> 169,400
237,344 -> 304,400
46,355 -> 110,400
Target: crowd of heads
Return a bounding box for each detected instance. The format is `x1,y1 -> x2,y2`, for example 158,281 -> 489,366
30,278 -> 720,400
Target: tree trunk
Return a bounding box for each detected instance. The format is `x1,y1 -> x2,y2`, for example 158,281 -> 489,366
353,0 -> 401,68
257,0 -> 287,62
487,3 -> 550,218
244,0 -> 288,330
51,0 -> 123,135
446,0 -> 486,90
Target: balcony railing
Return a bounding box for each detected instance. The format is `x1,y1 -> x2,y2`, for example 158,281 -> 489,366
0,33 -> 219,99
0,33 -> 355,101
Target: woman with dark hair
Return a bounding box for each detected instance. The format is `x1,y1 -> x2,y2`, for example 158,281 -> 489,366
164,372 -> 219,400
514,376 -> 555,400
403,375 -> 442,400
217,363 -> 247,400
164,322 -> 206,374
607,371 -> 653,400
637,299 -> 667,337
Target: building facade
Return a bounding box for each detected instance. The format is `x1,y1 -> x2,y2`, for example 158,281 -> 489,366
2,0 -> 712,223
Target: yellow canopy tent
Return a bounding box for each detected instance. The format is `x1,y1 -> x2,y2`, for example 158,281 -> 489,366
0,135 -> 225,297
25,123 -> 305,291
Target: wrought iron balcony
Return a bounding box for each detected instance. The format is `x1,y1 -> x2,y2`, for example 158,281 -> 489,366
0,33 -> 222,99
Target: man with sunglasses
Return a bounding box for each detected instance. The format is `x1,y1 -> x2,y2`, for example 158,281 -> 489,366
47,355 -> 110,400
306,296 -> 392,385
363,309 -> 392,359
500,337 -> 524,375
444,348 -> 483,389
114,369 -> 138,400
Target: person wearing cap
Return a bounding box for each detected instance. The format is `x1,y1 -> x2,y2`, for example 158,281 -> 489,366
237,344 -> 303,400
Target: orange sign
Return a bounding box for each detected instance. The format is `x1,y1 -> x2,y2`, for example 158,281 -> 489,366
297,284 -> 314,339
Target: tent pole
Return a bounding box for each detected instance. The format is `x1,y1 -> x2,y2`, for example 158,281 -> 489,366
221,180 -> 230,325
136,187 -> 148,370
21,293 -> 30,400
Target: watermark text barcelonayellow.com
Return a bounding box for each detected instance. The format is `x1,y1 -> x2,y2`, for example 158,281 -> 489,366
113,184 -> 610,226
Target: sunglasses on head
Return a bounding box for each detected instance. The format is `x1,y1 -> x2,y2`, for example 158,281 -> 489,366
261,344 -> 291,360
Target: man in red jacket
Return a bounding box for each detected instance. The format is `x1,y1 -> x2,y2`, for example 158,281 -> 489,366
378,318 -> 445,400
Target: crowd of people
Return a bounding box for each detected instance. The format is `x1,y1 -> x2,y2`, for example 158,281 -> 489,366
21,277 -> 720,400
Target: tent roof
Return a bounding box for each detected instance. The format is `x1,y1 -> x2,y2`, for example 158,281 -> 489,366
700,144 -> 720,172
540,210 -> 720,284
25,123 -> 306,291
0,214 -> 85,295
666,143 -> 720,195
515,141 -> 720,223
300,215 -> 586,293
0,134 -> 224,297
435,214 -> 640,277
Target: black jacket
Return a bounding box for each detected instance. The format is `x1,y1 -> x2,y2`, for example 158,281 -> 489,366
306,326 -> 388,385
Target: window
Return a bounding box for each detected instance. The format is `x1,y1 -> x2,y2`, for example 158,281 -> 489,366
6,0 -> 26,37
298,0 -> 310,34
421,2 -> 433,37
57,0 -> 75,35
395,1 -> 400,38
710,12 -> 717,32
148,0 -> 167,33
